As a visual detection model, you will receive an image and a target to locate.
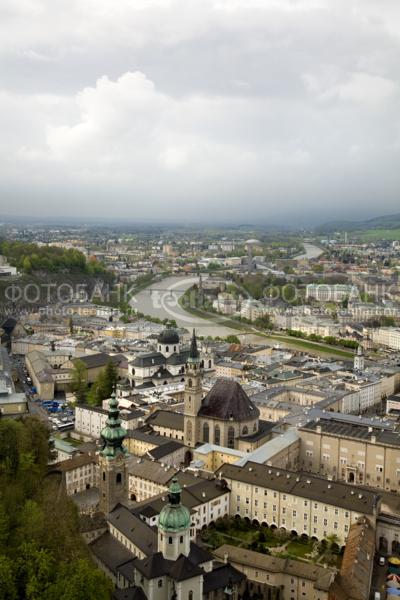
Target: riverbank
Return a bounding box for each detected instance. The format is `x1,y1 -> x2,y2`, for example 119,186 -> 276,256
179,290 -> 354,358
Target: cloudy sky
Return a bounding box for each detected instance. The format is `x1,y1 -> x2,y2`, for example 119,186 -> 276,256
1,0 -> 400,226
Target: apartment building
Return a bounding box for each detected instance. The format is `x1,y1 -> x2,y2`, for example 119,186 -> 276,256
54,454 -> 99,495
133,479 -> 231,533
215,361 -> 245,379
371,327 -> 400,350
299,416 -> 400,493
128,457 -> 197,502
306,284 -> 359,303
216,462 -> 379,545
74,403 -> 145,440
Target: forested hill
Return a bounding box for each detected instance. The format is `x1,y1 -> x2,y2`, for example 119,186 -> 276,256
316,213 -> 400,233
0,240 -> 115,317
0,240 -> 106,275
0,417 -> 112,599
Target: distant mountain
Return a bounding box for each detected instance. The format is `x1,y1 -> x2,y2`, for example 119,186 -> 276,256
316,213 -> 400,233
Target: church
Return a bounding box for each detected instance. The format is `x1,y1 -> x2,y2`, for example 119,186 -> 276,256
94,389 -> 246,600
129,326 -> 214,389
183,331 -> 260,451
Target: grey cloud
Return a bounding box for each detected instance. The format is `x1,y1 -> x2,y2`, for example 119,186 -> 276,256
0,0 -> 400,225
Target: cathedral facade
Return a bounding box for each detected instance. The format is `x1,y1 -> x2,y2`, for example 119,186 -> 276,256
183,332 -> 260,450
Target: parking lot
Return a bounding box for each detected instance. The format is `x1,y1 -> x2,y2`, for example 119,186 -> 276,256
10,353 -> 75,431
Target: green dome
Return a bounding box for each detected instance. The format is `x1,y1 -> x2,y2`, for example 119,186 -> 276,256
159,479 -> 190,532
100,391 -> 128,460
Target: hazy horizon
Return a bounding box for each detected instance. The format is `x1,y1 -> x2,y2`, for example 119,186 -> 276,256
1,0 -> 400,223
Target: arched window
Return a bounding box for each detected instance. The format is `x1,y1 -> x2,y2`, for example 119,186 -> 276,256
116,473 -> 122,484
102,471 -> 106,481
214,424 -> 220,445
166,346 -> 169,353
188,379 -> 192,388
203,422 -> 209,443
228,426 -> 235,448
242,425 -> 248,436
174,346 -> 177,352
208,359 -> 212,369
187,421 -> 192,441
180,536 -> 183,543
159,345 -> 161,351
188,592 -> 193,600
158,580 -> 163,588
169,537 -> 173,544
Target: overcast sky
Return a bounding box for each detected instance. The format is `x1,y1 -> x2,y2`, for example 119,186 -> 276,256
1,0 -> 400,226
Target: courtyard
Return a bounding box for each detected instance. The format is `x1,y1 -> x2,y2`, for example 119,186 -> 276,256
200,516 -> 343,568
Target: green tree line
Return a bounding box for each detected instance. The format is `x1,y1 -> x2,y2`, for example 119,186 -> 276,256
286,329 -> 359,349
0,240 -> 108,275
71,359 -> 118,406
0,417 -> 111,599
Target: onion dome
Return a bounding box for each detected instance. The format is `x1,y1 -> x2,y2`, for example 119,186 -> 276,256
159,479 -> 190,532
100,390 -> 128,459
157,324 -> 179,345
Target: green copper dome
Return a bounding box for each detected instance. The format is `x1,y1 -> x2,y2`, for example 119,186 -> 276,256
100,390 -> 128,460
159,479 -> 190,532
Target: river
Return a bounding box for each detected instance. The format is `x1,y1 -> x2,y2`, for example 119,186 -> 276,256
294,242 -> 324,260
131,275 -> 241,338
131,241 -> 324,341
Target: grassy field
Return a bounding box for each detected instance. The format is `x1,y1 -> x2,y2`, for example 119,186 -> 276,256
179,292 -> 354,358
266,333 -> 354,358
355,228 -> 400,242
200,518 -> 342,566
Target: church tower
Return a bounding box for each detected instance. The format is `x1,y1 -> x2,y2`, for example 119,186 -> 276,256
354,345 -> 365,372
99,390 -> 129,514
158,478 -> 191,560
184,330 -> 203,448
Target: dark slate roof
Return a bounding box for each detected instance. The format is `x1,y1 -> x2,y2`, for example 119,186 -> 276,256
89,531 -> 134,576
116,559 -> 136,584
145,409 -> 184,431
158,329 -> 180,344
75,352 -> 125,369
112,587 -> 148,600
169,555 -> 204,582
1,317 -> 17,333
188,541 -> 213,565
107,505 -> 157,555
166,350 -> 189,365
152,367 -> 174,380
238,419 -> 274,442
132,352 -> 165,368
216,462 -> 378,514
133,552 -> 170,579
203,563 -> 245,594
148,440 -> 184,460
198,378 -> 260,421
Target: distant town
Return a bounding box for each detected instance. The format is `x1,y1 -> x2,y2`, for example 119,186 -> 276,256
1,219 -> 400,599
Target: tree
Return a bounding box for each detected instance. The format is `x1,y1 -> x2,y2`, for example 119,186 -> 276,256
0,556 -> 17,600
225,335 -> 240,344
0,417 -> 112,600
87,360 -> 117,406
70,360 -> 88,404
0,501 -> 9,550
68,317 -> 74,335
22,256 -> 32,273
44,559 -> 112,600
